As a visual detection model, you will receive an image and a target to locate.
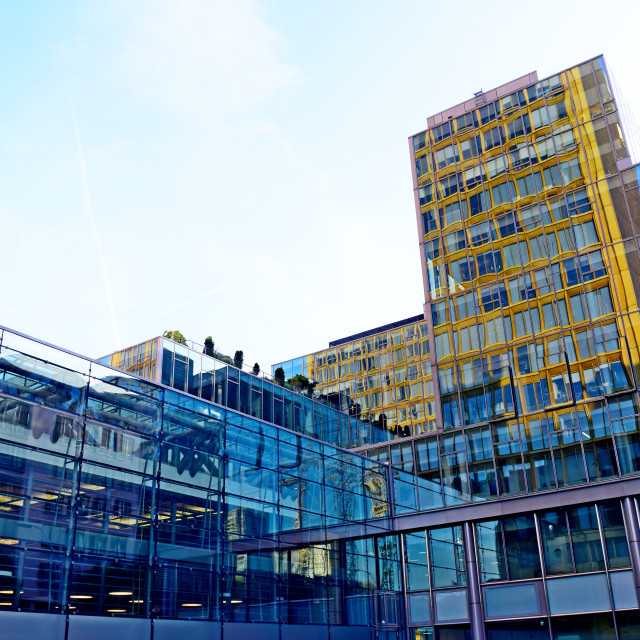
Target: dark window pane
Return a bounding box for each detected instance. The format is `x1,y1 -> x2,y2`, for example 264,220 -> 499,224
567,505 -> 605,573
600,502 -> 631,568
503,516 -> 541,579
550,612 -> 615,639
540,510 -> 573,574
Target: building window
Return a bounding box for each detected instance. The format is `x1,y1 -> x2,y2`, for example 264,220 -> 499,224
436,143 -> 460,169
477,250 -> 504,276
491,181 -> 514,206
432,121 -> 452,143
483,127 -> 502,151
413,132 -> 427,151
467,220 -> 497,246
459,136 -> 480,160
585,285 -> 614,318
451,291 -> 477,320
456,111 -> 477,132
516,171 -> 543,197
572,220 -> 599,249
422,209 -> 438,234
429,526 -> 466,588
416,155 -> 429,177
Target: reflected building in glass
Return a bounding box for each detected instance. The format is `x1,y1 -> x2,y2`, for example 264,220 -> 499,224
3,56 -> 640,640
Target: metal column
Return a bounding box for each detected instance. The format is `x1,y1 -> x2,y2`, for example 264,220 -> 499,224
463,521 -> 485,640
622,496 -> 640,606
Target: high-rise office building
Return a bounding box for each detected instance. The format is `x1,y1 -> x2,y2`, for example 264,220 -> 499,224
272,55 -> 640,638
279,55 -> 640,475
2,56 -> 640,640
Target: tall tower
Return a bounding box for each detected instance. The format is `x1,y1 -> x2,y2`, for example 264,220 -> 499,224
409,57 -> 640,496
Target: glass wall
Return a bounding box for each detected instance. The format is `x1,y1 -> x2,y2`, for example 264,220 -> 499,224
277,318 -> 436,442
140,338 -> 394,449
0,327 -> 392,628
1,326 -> 640,639
472,501 -> 638,640
363,404 -> 640,513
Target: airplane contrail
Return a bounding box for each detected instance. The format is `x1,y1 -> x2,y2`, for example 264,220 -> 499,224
129,258 -> 288,329
71,103 -> 122,349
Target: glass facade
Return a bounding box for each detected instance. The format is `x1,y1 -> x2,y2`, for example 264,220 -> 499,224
274,316 -> 436,440
283,57 -> 640,467
101,338 -> 159,382
0,326 -> 398,639
5,56 -> 640,639
4,327 -> 640,639
412,56 -> 640,445
105,337 -> 395,449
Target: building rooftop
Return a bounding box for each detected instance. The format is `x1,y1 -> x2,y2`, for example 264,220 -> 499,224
328,313 -> 425,347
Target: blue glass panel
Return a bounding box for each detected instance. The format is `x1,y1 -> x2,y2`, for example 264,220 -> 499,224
616,610 -> 640,637
0,396 -> 83,456
69,554 -> 149,616
550,612 -> 616,639
484,582 -> 541,618
160,441 -> 222,489
278,506 -> 298,532
376,536 -> 401,591
364,466 -> 390,519
345,594 -> 372,626
611,570 -> 638,609
347,490 -> 367,521
227,461 -> 277,503
486,619 -> 549,639
226,423 -> 276,468
429,527 -> 466,588
292,358 -> 304,377
156,482 -> 221,559
0,347 -> 87,414
0,443 -> 75,540
547,573 -> 611,614
406,563 -> 430,591
15,549 -> 67,612
225,494 -> 277,538
279,433 -> 323,481
161,347 -> 173,386
393,469 -> 417,513
279,476 -> 308,517
409,592 -> 431,623
74,464 -> 153,558
238,372 -> 251,414
84,420 -> 158,476
405,532 -> 429,590
416,475 -> 444,510
412,626 -> 434,640
325,458 -> 362,491
434,589 -> 469,622
152,561 -> 220,619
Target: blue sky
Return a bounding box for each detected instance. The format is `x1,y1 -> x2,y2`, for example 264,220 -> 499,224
2,0 -> 640,370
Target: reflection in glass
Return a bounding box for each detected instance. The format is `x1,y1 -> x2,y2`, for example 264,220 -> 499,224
429,527 -> 466,588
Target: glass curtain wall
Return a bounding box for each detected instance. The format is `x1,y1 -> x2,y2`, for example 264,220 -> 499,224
0,328 -> 391,628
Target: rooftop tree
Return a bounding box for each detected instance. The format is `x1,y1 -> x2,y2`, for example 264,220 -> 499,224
203,336 -> 215,356
163,330 -> 187,345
